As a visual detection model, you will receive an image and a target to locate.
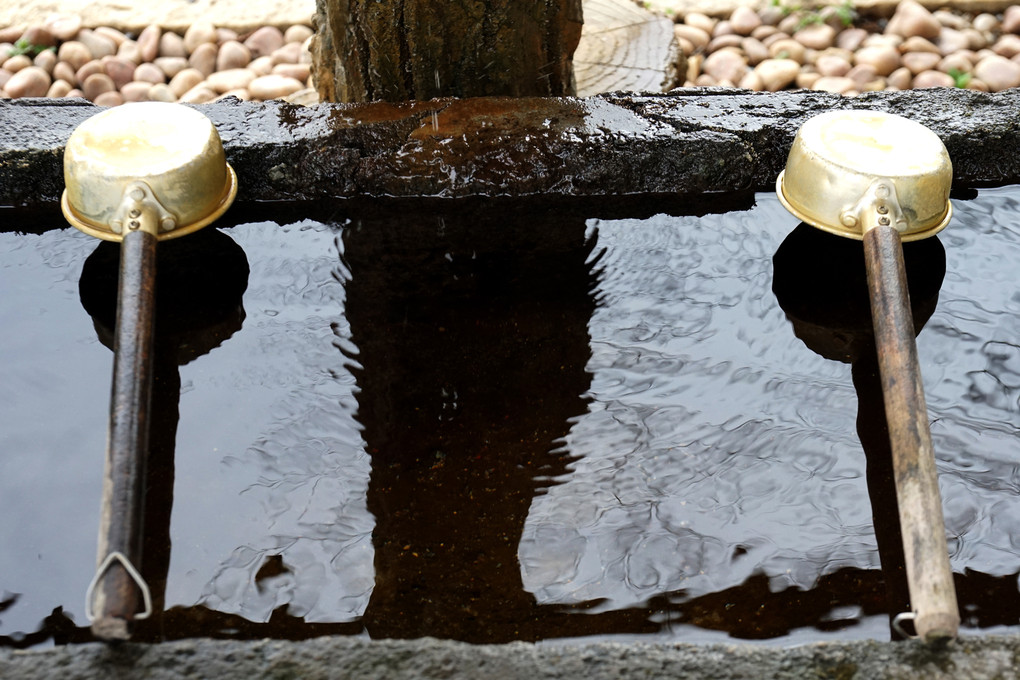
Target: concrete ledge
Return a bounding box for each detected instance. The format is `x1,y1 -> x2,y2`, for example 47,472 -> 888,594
2,88 -> 1019,207
2,634 -> 1020,679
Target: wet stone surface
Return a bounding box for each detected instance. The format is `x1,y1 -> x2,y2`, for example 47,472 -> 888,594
3,88 -> 1020,209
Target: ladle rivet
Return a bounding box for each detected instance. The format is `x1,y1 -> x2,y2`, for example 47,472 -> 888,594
129,209 -> 141,218
128,220 -> 140,230
130,188 -> 145,201
877,205 -> 889,214
160,217 -> 176,232
879,216 -> 890,226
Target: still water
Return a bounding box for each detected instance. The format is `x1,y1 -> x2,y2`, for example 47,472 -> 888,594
1,188 -> 1018,648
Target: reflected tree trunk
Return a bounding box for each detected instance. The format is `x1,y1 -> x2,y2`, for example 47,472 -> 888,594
311,0 -> 583,102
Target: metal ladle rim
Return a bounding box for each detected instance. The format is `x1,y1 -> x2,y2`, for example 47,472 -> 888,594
60,164 -> 238,242
775,170 -> 953,243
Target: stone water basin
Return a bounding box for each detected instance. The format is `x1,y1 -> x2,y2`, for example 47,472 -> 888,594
1,185 -> 1018,649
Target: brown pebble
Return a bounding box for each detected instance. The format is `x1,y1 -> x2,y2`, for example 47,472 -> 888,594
837,28 -> 869,52
58,41 -> 93,71
33,49 -> 58,75
768,38 -> 806,64
44,14 -> 82,42
83,72 -> 116,101
184,22 -> 218,54
3,54 -> 32,73
902,51 -> 941,74
729,6 -> 762,36
854,44 -> 900,76
674,24 -> 710,50
168,67 -> 205,97
205,67 -> 255,93
189,42 -> 219,76
685,12 -> 716,34
900,36 -> 940,54
886,0 -> 942,40
20,26 -> 56,49
751,25 -> 779,41
938,52 -> 974,74
887,66 -> 914,89
137,25 -> 162,63
66,88 -> 84,98
812,75 -> 856,93
217,28 -> 239,44
244,26 -> 285,58
77,29 -> 117,59
272,63 -> 311,82
102,56 -> 136,89
0,68 -> 15,90
75,60 -> 105,84
741,37 -> 769,66
0,27 -> 23,43
794,23 -> 836,50
4,65 -> 51,97
148,83 -> 177,102
795,70 -> 821,89
93,90 -> 124,106
118,40 -> 142,64
52,60 -> 77,84
974,54 -> 1020,91
134,62 -> 166,84
1003,6 -> 1020,34
120,81 -> 152,102
284,25 -> 314,44
707,34 -> 743,52
46,79 -> 72,97
217,40 -> 252,70
154,57 -> 189,79
94,27 -> 127,46
815,53 -> 851,77
179,83 -> 218,103
913,70 -> 954,87
248,56 -> 275,76
248,73 -> 304,99
993,34 -> 1020,59
159,32 -> 187,58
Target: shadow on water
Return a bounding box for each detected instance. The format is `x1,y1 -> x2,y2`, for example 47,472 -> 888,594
2,191 -> 1020,648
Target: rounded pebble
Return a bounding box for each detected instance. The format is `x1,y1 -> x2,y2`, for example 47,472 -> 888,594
244,26 -> 285,58
137,25 -> 162,63
974,54 -> 1020,91
284,25 -> 314,44
189,42 -> 219,76
159,32 -> 187,58
82,72 -> 115,100
5,65 -> 51,97
46,79 -> 72,97
57,41 -> 92,71
168,67 -> 205,98
93,90 -> 124,106
44,14 -> 82,42
205,67 -> 256,93
248,73 -> 304,99
217,40 -> 252,70
102,56 -> 136,89
183,22 -> 218,54
133,62 -> 166,84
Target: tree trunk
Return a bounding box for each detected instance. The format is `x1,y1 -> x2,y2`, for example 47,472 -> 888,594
311,0 -> 583,102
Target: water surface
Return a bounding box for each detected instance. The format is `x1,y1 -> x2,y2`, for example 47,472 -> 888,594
1,188 -> 1018,647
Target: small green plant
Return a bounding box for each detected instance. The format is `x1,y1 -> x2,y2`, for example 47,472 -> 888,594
6,38 -> 54,58
772,0 -> 857,29
948,68 -> 972,89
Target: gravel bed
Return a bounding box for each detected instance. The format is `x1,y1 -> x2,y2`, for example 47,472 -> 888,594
674,0 -> 1020,94
0,16 -> 315,105
3,0 -> 1020,106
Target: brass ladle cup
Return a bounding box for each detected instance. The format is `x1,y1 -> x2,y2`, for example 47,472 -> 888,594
62,102 -> 237,640
777,110 -> 959,643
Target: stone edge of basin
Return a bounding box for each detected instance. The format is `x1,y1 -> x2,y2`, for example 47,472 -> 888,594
1,88 -> 1018,207
3,632 -> 1020,680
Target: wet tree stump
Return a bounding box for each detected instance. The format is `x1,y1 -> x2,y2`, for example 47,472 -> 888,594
311,0 -> 583,102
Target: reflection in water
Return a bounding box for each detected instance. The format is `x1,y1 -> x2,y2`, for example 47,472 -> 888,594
76,229 -> 250,643
2,190 -> 1020,647
343,204 -> 659,641
773,223 -> 946,637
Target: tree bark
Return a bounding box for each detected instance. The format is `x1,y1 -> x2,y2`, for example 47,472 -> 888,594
311,0 -> 583,102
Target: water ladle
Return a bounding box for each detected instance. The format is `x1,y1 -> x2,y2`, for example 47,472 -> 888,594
777,110 -> 958,643
61,102 -> 237,640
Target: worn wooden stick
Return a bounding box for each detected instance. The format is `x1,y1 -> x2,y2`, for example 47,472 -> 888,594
90,227 -> 158,641
863,223 -> 959,643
